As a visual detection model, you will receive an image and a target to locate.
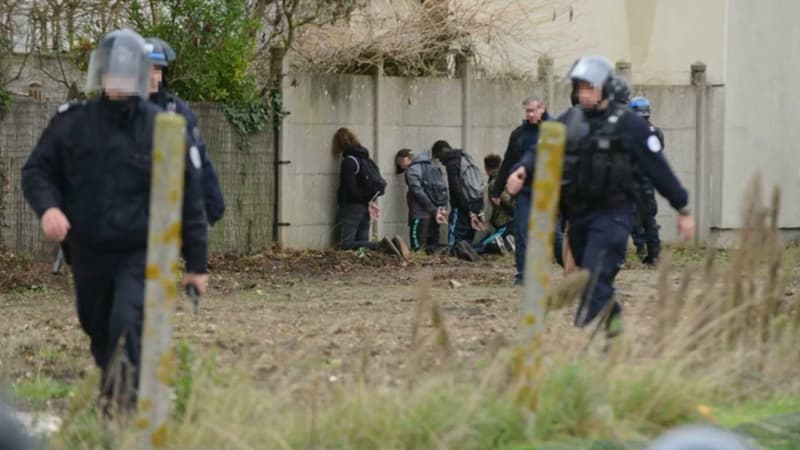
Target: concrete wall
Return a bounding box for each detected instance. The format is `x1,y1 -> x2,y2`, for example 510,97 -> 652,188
1,71 -> 714,257
279,74 -> 376,249
718,0 -> 800,230
278,70 -> 707,250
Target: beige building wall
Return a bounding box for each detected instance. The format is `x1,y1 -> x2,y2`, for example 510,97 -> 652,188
718,0 -> 800,229
474,0 -> 727,85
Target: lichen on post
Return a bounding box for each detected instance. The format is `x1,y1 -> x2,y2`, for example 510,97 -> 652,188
515,121 -> 566,413
137,113 -> 187,449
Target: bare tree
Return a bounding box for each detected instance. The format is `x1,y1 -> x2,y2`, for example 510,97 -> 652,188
247,0 -> 365,88
289,0 -> 581,78
0,0 -> 31,89
13,0 -> 127,98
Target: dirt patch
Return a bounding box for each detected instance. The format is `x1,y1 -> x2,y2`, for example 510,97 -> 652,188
0,246 -> 672,413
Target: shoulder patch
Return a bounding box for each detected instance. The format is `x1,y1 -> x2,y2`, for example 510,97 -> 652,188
189,146 -> 202,170
57,101 -> 86,114
647,135 -> 663,153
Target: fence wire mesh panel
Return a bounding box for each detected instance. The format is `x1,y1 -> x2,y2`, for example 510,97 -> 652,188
0,99 -> 275,259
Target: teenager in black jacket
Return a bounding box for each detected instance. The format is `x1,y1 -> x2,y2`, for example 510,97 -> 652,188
333,128 -> 409,260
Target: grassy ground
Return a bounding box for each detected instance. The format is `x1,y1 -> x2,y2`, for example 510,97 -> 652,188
2,192 -> 799,449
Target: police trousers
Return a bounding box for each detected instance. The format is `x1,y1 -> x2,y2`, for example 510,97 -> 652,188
632,190 -> 661,259
567,204 -> 634,326
70,245 -> 146,404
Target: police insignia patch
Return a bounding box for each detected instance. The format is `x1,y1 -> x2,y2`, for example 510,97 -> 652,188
190,146 -> 202,169
647,135 -> 662,152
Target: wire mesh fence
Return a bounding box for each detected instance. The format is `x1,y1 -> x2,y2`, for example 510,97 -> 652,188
0,99 -> 275,260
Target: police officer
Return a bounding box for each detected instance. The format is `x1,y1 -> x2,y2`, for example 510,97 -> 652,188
507,56 -> 694,337
630,96 -> 664,265
21,29 -> 208,409
146,37 -> 226,225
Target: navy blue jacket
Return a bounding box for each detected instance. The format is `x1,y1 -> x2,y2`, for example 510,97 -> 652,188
152,90 -> 226,225
556,105 -> 688,213
512,114 -> 553,198
21,97 -> 208,273
493,113 -> 552,199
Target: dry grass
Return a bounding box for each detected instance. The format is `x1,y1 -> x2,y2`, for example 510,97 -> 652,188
17,176 -> 800,449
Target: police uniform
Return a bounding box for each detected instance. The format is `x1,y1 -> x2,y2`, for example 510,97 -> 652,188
560,57 -> 689,331
147,37 -> 226,225
629,96 -> 664,264
21,29 -> 208,406
152,89 -> 226,224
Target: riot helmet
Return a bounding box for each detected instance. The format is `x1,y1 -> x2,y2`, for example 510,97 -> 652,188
86,29 -> 151,99
145,37 -> 176,68
568,56 -> 614,110
630,96 -> 652,118
609,74 -> 631,105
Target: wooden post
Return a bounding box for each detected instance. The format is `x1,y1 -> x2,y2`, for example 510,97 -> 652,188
516,121 -> 566,412
136,113 -> 187,449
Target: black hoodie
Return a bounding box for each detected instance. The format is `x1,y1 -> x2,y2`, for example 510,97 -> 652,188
337,145 -> 374,206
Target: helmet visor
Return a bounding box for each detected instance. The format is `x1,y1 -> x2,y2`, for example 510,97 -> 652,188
86,30 -> 151,98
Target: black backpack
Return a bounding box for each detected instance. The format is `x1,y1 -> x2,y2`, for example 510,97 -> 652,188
347,155 -> 387,199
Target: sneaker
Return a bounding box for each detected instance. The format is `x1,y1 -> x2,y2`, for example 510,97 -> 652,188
494,235 -> 508,256
454,240 -> 480,262
505,235 -> 516,253
381,237 -> 403,260
392,236 -> 410,261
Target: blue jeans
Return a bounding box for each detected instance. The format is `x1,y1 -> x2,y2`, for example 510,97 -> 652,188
567,205 -> 634,326
513,192 -> 564,282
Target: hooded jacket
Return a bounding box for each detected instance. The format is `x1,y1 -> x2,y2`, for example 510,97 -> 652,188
337,145 -> 375,206
404,150 -> 449,220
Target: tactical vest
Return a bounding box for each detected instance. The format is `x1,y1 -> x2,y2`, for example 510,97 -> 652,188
560,105 -> 639,217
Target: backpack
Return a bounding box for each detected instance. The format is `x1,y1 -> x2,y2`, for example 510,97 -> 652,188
420,162 -> 449,207
348,155 -> 387,199
459,153 -> 485,203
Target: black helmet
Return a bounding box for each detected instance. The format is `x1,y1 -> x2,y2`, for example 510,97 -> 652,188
568,56 -> 615,105
609,75 -> 630,105
145,37 -> 176,68
86,28 -> 151,98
